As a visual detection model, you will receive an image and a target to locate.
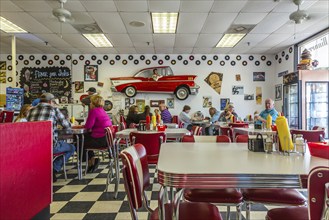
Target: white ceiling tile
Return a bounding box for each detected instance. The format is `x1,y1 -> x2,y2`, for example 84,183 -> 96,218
257,34 -> 292,48
62,34 -> 93,48
173,48 -> 193,54
247,47 -> 274,54
47,0 -> 86,12
11,0 -> 52,12
135,47 -> 155,54
108,34 -> 133,47
174,34 -> 198,48
149,1 -> 180,12
129,34 -> 153,47
233,13 -> 268,25
210,47 -> 232,54
155,48 -> 174,54
238,34 -> 269,46
81,1 -> 117,12
241,1 -> 278,13
115,1 -> 147,12
1,12 -> 52,33
34,34 -> 72,48
153,34 -> 175,48
90,12 -> 126,34
250,13 -> 291,34
177,13 -> 208,34
56,48 -> 82,54
95,48 -> 118,54
307,1 -> 329,13
195,34 -> 221,48
272,1 -> 317,12
78,47 -> 99,53
120,12 -> 152,34
201,13 -> 237,33
0,1 -> 23,12
180,1 -> 213,12
192,48 -> 212,54
229,46 -> 253,54
115,47 -> 137,53
211,1 -> 247,13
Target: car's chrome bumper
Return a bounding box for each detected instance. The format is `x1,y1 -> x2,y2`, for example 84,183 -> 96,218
190,85 -> 200,95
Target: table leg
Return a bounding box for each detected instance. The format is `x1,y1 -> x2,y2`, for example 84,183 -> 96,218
75,134 -> 82,180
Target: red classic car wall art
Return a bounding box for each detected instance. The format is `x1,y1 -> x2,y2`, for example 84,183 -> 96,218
110,66 -> 199,100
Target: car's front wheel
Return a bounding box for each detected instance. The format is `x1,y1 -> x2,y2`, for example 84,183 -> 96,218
175,86 -> 189,100
124,86 -> 137,97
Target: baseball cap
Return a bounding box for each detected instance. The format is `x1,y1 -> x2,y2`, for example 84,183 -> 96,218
40,93 -> 55,102
86,87 -> 96,93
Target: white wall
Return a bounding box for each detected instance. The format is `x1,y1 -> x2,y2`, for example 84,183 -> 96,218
1,53 -> 290,119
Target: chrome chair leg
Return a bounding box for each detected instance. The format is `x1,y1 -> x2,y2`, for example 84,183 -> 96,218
236,204 -> 242,220
62,154 -> 67,180
246,202 -> 251,220
226,206 -> 231,220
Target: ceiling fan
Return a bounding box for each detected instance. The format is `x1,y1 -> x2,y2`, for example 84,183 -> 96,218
52,0 -> 74,23
289,0 -> 309,24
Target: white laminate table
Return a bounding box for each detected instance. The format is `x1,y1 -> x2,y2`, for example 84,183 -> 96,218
157,142 -> 328,189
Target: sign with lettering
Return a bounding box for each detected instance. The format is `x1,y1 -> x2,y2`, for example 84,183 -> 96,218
232,85 -> 244,95
19,66 -> 71,104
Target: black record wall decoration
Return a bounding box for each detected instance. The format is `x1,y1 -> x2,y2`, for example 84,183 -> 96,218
91,55 -> 97,60
171,60 -> 176,65
42,55 -> 47,61
177,55 -> 183,60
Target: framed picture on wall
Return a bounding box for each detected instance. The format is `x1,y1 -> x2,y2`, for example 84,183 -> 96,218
253,72 -> 265,81
275,84 -> 282,101
84,65 -> 98,81
220,98 -> 230,110
150,100 -> 164,108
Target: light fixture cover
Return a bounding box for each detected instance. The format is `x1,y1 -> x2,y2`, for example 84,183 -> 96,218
0,16 -> 27,33
151,12 -> 178,34
83,34 -> 113,47
216,34 -> 246,48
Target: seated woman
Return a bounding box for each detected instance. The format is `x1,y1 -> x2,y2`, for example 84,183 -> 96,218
179,105 -> 193,130
219,104 -> 238,122
137,105 -> 152,122
126,105 -> 139,128
84,95 -> 113,173
14,104 -> 31,122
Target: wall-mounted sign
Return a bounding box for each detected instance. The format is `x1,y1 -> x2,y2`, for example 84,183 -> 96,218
232,86 -> 244,95
277,70 -> 288,77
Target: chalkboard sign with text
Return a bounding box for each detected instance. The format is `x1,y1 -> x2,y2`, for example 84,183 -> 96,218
20,66 -> 71,104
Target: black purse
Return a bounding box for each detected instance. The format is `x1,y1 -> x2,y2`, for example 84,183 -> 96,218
248,133 -> 265,152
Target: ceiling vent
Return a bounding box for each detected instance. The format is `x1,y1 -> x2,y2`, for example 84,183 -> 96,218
72,23 -> 103,34
226,25 -> 256,34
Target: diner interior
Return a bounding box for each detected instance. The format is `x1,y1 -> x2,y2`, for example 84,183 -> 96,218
0,0 -> 328,220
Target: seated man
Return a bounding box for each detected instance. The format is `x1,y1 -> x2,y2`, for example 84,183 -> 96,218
159,103 -> 172,124
27,93 -> 75,182
255,98 -> 279,125
206,107 -> 220,135
151,68 -> 161,81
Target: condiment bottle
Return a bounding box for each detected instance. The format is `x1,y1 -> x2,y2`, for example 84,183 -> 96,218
266,114 -> 272,129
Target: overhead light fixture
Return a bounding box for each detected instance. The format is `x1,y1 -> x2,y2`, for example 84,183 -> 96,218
83,34 -> 113,47
0,16 -> 27,33
216,34 -> 246,48
151,12 -> 178,34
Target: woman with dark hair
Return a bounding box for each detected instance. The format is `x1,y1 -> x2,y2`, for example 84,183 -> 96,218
137,105 -> 153,122
126,105 -> 139,127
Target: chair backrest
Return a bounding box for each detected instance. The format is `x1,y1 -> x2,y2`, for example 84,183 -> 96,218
235,134 -> 249,143
219,126 -> 233,141
0,110 -> 14,123
290,129 -> 326,142
178,121 -> 184,128
119,121 -> 127,131
308,166 -> 329,220
120,144 -> 150,219
120,114 -> 126,123
105,126 -> 115,148
129,131 -> 166,164
216,135 -> 231,143
172,115 -> 180,124
192,125 -> 202,135
312,126 -> 325,131
181,135 -> 195,142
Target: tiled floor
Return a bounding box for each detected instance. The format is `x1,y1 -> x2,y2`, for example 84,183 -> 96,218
51,160 -> 308,220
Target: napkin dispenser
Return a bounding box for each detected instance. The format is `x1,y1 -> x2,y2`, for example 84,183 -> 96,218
248,134 -> 267,152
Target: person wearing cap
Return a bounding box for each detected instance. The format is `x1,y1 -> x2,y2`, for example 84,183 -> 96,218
81,87 -> 97,108
27,92 -> 75,182
219,104 -> 238,122
255,98 -> 279,125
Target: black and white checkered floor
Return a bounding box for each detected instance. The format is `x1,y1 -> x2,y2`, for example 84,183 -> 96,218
51,159 -> 308,220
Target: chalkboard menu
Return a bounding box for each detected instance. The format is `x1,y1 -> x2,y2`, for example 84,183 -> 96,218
20,66 -> 72,104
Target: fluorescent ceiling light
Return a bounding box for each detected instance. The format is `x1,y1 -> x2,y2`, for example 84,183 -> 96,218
83,34 -> 113,47
216,34 -> 246,48
151,12 -> 178,34
0,16 -> 27,33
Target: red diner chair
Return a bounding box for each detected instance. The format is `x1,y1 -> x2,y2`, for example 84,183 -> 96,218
191,125 -> 202,136
235,135 -> 249,143
0,110 -> 14,123
290,129 -> 326,142
216,135 -> 231,143
120,144 -> 223,220
229,123 -> 249,128
129,131 -> 166,165
183,134 -> 243,220
181,135 -> 195,142
171,115 -> 180,124
219,126 -> 233,142
266,166 -> 329,220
